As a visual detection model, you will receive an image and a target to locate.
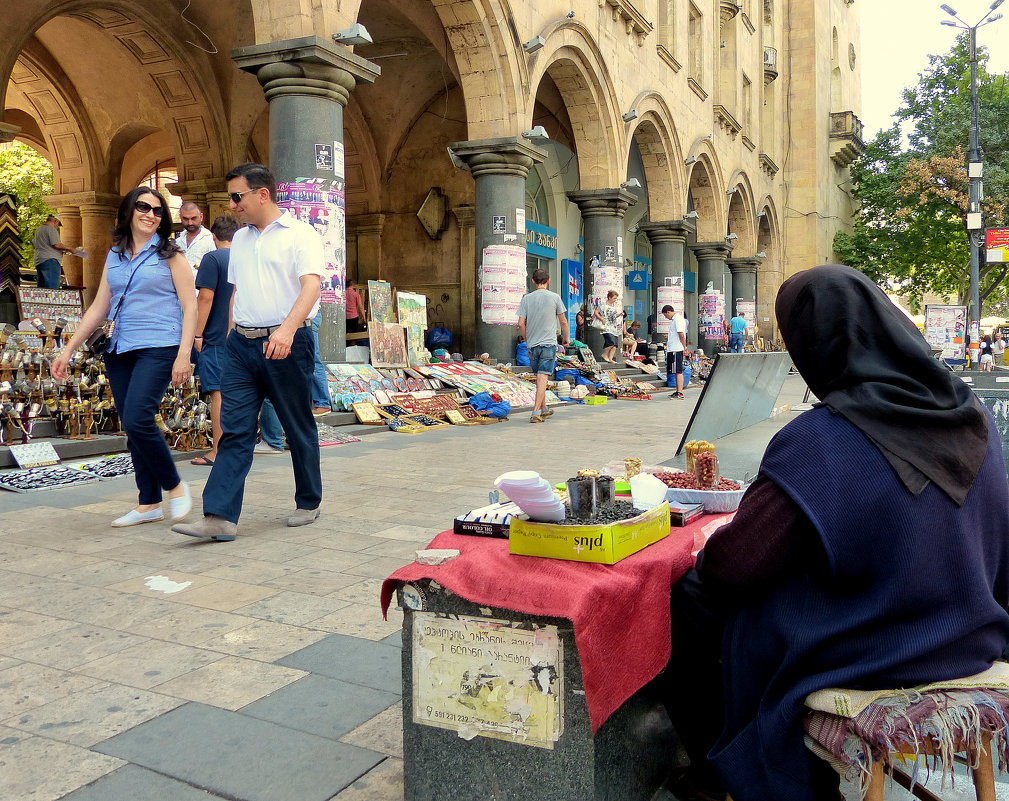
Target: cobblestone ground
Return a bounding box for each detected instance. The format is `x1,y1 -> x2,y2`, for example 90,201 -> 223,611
2,375 -> 1004,800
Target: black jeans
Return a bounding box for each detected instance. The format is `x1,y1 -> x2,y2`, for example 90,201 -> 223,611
201,328 -> 322,523
104,346 -> 181,505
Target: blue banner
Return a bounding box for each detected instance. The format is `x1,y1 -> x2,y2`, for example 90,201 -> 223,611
526,221 -> 558,259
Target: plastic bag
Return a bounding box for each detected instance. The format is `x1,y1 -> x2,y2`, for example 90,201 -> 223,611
516,341 -> 530,366
427,326 -> 453,349
469,392 -> 511,418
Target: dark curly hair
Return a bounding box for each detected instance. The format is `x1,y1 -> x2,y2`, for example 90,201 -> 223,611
112,186 -> 181,260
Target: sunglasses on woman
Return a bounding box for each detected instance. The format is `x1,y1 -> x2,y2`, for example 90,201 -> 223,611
134,200 -> 164,218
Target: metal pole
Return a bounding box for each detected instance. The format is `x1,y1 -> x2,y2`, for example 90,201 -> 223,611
969,25 -> 982,338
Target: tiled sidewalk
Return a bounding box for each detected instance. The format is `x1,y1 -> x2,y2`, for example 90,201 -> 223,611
0,376 -> 831,801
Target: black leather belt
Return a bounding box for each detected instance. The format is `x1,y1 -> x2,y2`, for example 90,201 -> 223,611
234,320 -> 310,339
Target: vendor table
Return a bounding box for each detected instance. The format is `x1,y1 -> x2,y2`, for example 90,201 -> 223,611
381,513 -> 732,801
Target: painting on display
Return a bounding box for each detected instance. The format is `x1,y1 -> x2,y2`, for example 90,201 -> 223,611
405,324 -> 427,367
397,291 -> 428,328
369,321 -> 408,368
277,178 -> 345,304
368,280 -> 395,323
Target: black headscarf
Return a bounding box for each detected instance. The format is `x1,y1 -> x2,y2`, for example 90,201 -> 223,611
776,265 -> 988,505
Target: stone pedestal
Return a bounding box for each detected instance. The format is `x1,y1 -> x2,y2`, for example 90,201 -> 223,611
690,242 -> 734,356
232,36 -> 380,362
567,189 -> 637,354
642,221 -> 692,342
396,580 -> 676,801
726,257 -> 760,320
449,138 -> 546,362
57,207 -> 83,287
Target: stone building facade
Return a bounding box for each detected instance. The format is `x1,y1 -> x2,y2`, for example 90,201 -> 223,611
1,0 -> 862,359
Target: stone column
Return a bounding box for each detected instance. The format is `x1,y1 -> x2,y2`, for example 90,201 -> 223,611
449,138 -> 546,361
642,220 -> 692,343
726,257 -> 760,318
567,189 -> 637,354
689,242 -> 734,356
452,205 -> 476,355
57,206 -> 84,287
78,201 -> 119,306
233,36 -> 380,362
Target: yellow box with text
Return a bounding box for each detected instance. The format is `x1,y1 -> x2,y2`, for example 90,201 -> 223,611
508,502 -> 670,564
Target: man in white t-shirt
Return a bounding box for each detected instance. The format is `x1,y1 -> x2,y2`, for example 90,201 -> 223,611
173,163 -> 324,542
662,304 -> 689,399
174,202 -> 215,280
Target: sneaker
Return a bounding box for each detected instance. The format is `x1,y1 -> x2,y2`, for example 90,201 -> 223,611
312,407 -> 331,417
253,440 -> 284,454
540,408 -> 554,419
529,414 -> 544,424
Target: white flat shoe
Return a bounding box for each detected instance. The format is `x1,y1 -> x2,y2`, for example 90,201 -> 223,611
112,508 -> 164,527
169,482 -> 192,522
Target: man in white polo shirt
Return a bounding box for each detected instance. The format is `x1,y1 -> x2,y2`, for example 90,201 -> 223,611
173,163 -> 324,541
175,201 -> 215,280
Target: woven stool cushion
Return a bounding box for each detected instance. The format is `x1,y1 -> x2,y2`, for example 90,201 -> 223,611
802,663 -> 1009,795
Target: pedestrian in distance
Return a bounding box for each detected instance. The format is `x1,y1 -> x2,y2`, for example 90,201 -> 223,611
52,187 -> 197,527
517,268 -> 569,423
728,311 -> 748,353
190,214 -> 242,467
31,214 -> 76,288
979,334 -> 994,372
175,201 -> 215,282
172,163 -> 325,542
662,304 -> 689,399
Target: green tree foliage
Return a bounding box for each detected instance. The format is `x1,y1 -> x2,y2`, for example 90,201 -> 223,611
0,142 -> 55,264
835,34 -> 1009,309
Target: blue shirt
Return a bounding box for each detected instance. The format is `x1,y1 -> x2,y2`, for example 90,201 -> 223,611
729,316 -> 747,334
195,249 -> 233,347
105,233 -> 183,353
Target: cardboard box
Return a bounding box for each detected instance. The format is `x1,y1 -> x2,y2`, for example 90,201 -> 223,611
509,502 -> 670,564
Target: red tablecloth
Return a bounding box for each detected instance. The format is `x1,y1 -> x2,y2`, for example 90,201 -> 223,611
380,513 -> 732,732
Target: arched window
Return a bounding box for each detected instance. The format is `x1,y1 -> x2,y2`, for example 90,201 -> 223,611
139,162 -> 183,222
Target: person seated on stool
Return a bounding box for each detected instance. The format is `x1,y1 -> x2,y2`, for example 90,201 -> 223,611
173,162 -> 325,542
660,264 -> 1009,801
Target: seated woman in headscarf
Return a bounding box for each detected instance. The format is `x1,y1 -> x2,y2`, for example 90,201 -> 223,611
661,264 -> 1009,801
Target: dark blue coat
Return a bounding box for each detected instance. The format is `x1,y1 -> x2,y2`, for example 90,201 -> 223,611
710,405 -> 1009,801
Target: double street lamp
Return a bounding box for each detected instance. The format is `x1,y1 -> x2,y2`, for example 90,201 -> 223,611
941,0 -> 1004,353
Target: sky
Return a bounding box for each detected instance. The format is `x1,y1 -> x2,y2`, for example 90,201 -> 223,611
860,0 -> 1009,138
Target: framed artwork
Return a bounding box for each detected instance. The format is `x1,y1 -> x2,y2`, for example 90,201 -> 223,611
445,409 -> 467,424
351,402 -> 384,425
367,280 -> 395,323
368,321 -> 408,368
396,291 -> 428,328
405,324 -> 427,367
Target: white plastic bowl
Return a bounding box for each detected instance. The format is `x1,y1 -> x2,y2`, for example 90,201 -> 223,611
665,485 -> 745,513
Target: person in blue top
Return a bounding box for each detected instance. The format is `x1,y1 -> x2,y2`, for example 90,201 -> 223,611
727,311 -> 748,353
53,187 -> 197,527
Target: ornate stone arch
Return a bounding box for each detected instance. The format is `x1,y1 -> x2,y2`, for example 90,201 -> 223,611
624,91 -> 686,220
725,170 -> 757,254
685,138 -> 726,240
526,24 -> 622,189
756,195 -> 782,341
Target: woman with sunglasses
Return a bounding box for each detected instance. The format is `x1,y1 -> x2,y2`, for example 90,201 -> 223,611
53,187 -> 198,527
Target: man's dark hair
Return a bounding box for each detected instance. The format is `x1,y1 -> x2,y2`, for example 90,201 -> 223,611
532,268 -> 550,285
210,214 -> 243,241
225,162 -> 277,202
661,304 -> 674,314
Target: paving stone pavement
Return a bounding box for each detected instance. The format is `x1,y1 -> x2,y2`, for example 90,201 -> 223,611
3,375 -> 1006,801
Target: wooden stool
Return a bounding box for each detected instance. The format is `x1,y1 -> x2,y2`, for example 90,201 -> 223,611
803,679 -> 1009,801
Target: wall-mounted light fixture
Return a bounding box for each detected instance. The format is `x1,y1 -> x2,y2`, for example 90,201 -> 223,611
523,35 -> 545,52
684,211 -> 700,220
622,109 -> 639,122
627,224 -> 640,233
566,11 -> 576,18
725,232 -> 739,240
522,126 -> 549,140
757,210 -> 767,218
684,156 -> 698,166
755,251 -> 767,258
332,23 -> 372,45
726,188 -> 737,197
620,178 -> 642,189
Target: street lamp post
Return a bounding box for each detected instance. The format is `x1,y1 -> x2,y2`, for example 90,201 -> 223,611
941,1 -> 1003,355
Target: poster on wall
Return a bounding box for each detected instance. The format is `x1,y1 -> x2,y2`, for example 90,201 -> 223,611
735,300 -> 756,325
590,265 -> 624,316
368,280 -> 395,323
277,178 -> 346,304
656,278 -> 684,335
480,244 -> 526,325
396,291 -> 428,328
563,259 -> 583,337
924,304 -> 967,360
699,291 -> 726,341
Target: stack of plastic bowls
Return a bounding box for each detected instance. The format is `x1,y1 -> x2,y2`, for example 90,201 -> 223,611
494,470 -> 566,522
